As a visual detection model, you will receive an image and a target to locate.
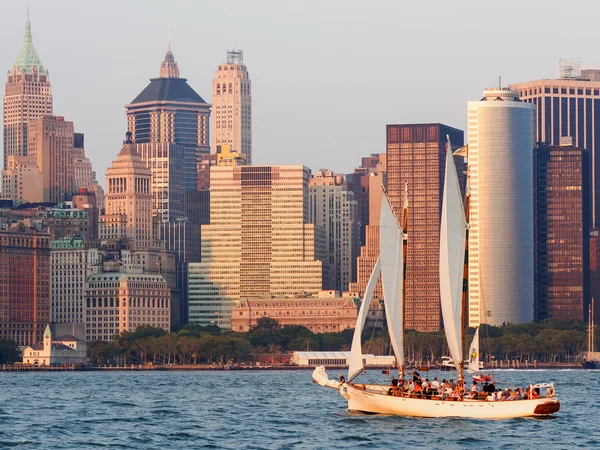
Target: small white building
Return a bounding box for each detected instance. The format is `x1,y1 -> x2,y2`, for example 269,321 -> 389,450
291,351 -> 395,367
22,325 -> 88,366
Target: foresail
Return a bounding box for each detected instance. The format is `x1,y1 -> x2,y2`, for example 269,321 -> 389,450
348,257 -> 381,382
467,327 -> 480,373
439,141 -> 467,373
380,192 -> 404,368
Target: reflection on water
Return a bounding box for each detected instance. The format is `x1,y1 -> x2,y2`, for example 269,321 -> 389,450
0,369 -> 597,449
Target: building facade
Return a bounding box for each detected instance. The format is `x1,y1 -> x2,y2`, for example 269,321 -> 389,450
468,89 -> 535,326
308,169 -> 358,291
85,270 -> 170,342
27,115 -> 74,203
386,123 -> 465,332
0,224 -> 50,346
231,291 -> 358,334
188,165 -> 324,328
1,156 -> 42,202
211,50 -> 252,163
135,142 -> 186,222
536,140 -> 590,321
51,238 -> 101,324
347,154 -> 387,303
2,18 -> 52,172
126,48 -> 210,191
100,133 -> 153,250
509,76 -> 600,226
22,325 -> 88,366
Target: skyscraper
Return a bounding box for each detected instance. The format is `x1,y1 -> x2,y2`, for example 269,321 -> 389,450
308,169 -> 358,291
211,50 -> 252,163
386,124 -> 464,332
27,115 -> 74,203
468,88 -> 535,326
535,139 -> 590,321
50,238 -> 100,325
348,155 -> 386,304
0,224 -> 51,346
188,165 -> 324,328
100,133 -> 153,250
126,47 -> 210,191
3,16 -> 52,172
510,74 -> 600,226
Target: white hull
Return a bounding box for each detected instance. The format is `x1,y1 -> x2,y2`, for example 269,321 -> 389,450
342,384 -> 560,419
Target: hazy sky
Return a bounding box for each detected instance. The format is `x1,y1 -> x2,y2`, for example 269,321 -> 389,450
2,0 -> 599,185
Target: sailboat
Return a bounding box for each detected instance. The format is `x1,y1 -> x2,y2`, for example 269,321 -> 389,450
467,327 -> 491,382
312,136 -> 560,418
582,299 -> 598,369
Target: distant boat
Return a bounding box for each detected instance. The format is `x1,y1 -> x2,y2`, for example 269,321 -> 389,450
312,136 -> 560,418
583,299 -> 599,369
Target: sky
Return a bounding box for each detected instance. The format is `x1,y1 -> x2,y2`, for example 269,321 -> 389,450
1,0 -> 600,186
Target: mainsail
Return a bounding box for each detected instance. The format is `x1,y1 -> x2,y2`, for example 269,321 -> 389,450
348,257 -> 381,382
467,326 -> 480,373
439,136 -> 467,373
380,192 -> 405,368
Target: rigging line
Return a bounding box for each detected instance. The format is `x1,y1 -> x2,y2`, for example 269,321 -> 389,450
365,298 -> 381,355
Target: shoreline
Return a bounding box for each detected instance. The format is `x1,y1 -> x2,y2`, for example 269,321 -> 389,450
1,363 -> 591,372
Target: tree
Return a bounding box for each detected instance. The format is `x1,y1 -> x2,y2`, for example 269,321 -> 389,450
0,339 -> 21,364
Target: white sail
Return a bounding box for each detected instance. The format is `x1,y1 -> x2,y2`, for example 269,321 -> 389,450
439,137 -> 467,373
348,257 -> 381,382
380,192 -> 404,368
467,326 -> 480,373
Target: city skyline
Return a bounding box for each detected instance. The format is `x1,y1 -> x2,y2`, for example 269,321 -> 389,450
2,1 -> 600,186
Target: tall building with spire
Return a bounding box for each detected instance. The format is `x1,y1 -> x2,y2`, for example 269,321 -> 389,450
3,15 -> 52,188
125,47 -> 210,192
100,133 -> 153,250
212,50 -> 252,164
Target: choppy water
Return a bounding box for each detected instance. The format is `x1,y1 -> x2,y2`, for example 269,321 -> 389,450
0,369 -> 598,449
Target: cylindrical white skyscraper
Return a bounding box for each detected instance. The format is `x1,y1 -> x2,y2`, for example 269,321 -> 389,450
467,88 -> 535,326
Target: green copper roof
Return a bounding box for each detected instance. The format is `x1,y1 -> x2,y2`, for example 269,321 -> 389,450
13,19 -> 46,74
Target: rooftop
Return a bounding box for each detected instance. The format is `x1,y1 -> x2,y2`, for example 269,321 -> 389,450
129,77 -> 207,105
12,18 -> 46,75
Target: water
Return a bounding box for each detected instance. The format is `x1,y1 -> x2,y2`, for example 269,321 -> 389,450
0,369 -> 598,449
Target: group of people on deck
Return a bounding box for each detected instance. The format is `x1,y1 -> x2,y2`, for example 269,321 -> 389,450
388,373 -> 541,401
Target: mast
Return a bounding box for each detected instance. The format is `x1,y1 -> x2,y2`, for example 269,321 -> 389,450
590,298 -> 596,354
400,181 -> 409,379
458,141 -> 470,383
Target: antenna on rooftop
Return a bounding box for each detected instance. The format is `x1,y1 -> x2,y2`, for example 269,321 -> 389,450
227,49 -> 244,65
559,58 -> 581,79
499,76 -> 502,89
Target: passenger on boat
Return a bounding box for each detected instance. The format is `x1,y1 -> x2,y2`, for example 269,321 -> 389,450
431,377 -> 440,390
488,381 -> 496,392
448,379 -> 456,389
470,381 -> 478,392
338,374 -> 345,384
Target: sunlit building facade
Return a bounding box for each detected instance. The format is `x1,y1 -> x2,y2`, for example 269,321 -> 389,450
27,115 -> 74,203
510,76 -> 600,226
85,271 -> 170,342
348,155 -> 387,312
211,50 -> 252,163
386,123 -> 464,332
51,238 -> 101,324
2,17 -> 52,171
231,291 -> 358,333
188,165 -> 324,328
126,48 -> 210,191
468,88 -> 535,326
536,140 -> 590,321
308,169 -> 358,291
100,133 -> 153,250
0,225 -> 51,346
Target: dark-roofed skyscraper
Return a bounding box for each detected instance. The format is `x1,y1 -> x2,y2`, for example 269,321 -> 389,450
125,47 -> 211,191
